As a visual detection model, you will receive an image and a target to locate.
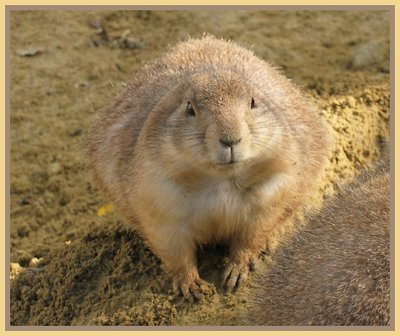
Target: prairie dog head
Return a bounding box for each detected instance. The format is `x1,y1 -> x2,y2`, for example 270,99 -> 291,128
151,70 -> 284,176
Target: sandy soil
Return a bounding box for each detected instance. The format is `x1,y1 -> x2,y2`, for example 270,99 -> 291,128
9,10 -> 390,326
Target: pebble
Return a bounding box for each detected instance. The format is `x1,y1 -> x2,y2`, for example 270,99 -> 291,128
10,263 -> 23,280
16,47 -> 45,57
347,96 -> 357,108
122,37 -> 145,49
74,81 -> 90,89
48,162 -> 62,175
19,196 -> 30,205
59,192 -> 71,206
69,128 -> 82,137
29,257 -> 43,267
112,29 -> 145,49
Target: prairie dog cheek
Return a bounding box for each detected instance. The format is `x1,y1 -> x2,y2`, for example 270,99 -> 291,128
204,124 -> 221,162
249,116 -> 285,159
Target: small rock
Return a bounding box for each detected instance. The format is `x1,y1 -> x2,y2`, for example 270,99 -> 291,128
89,18 -> 109,47
75,81 -> 90,89
112,30 -> 145,49
29,257 -> 43,267
19,196 -> 30,205
10,263 -> 23,280
48,162 -> 62,175
16,47 -> 45,57
347,96 -> 357,108
123,37 -> 145,49
69,128 -> 82,137
88,17 -> 103,30
59,191 -> 71,206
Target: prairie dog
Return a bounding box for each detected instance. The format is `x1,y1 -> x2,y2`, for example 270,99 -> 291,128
246,157 -> 390,326
85,36 -> 330,300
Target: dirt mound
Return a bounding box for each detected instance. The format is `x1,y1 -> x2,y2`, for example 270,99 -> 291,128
11,223 -> 178,326
9,10 -> 390,326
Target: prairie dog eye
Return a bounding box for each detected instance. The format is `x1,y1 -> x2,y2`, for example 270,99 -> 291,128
251,97 -> 256,109
186,102 -> 196,117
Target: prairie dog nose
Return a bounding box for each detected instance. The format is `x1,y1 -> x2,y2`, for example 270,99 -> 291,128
219,137 -> 242,148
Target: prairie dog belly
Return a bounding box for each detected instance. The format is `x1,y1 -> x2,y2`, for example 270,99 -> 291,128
132,164 -> 290,244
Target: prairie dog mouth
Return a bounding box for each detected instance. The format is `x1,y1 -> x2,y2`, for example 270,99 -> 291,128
216,145 -> 243,166
216,156 -> 241,167
218,161 -> 237,166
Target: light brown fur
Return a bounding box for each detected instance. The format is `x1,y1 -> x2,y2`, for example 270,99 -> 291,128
246,157 -> 390,325
85,36 -> 330,300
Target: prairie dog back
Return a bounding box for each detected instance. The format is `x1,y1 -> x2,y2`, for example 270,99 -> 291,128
85,36 -> 331,300
246,158 -> 390,326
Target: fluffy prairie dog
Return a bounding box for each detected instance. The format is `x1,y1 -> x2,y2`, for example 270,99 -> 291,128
246,157 -> 390,326
85,36 -> 330,300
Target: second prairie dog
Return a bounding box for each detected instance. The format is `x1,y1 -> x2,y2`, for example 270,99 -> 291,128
85,36 -> 330,300
246,156 -> 390,326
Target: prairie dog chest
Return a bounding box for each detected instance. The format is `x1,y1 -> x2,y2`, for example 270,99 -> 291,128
134,163 -> 289,239
192,180 -> 247,220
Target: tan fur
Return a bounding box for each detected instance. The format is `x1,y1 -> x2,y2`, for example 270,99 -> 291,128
85,36 -> 330,299
246,157 -> 390,325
